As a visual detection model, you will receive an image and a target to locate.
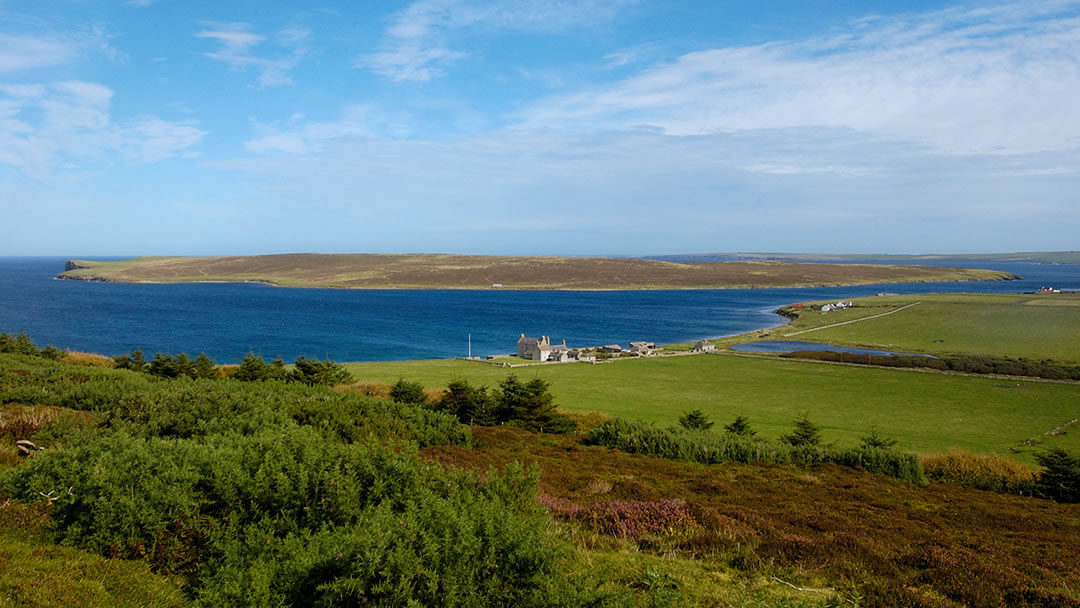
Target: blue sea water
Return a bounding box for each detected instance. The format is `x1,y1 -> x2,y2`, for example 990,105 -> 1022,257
0,257 -> 1077,363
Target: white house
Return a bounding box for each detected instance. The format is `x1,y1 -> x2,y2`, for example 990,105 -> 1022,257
517,334 -> 552,361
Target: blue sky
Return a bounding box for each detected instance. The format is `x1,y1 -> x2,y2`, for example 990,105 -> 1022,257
1,0 -> 1078,256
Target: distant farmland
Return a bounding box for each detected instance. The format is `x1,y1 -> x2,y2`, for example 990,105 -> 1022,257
57,253 -> 1017,290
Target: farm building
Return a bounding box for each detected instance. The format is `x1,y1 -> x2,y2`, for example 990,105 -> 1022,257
517,334 -> 553,361
693,340 -> 716,352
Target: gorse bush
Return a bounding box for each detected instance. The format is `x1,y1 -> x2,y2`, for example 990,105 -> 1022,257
0,356 -> 465,448
3,428 -> 599,607
586,418 -> 927,484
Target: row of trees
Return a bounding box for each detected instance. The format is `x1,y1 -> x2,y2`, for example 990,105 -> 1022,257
391,375 -> 575,434
0,332 -> 64,361
113,349 -> 353,386
679,409 -> 893,449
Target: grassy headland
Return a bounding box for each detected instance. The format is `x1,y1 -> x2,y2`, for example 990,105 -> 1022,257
770,292 -> 1080,362
56,253 -> 1016,290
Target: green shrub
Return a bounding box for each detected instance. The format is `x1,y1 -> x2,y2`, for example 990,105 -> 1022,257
2,428 -> 600,607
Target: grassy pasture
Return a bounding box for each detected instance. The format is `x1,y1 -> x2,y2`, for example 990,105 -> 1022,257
773,292 -> 1080,362
344,353 -> 1080,463
57,253 -> 1015,290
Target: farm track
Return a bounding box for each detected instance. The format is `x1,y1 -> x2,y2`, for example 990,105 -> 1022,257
781,301 -> 922,336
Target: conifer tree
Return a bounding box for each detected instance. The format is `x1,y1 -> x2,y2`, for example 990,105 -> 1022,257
723,415 -> 756,437
678,409 -> 714,431
781,413 -> 822,447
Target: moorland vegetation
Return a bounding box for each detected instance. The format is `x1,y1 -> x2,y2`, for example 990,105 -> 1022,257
3,332 -> 1080,606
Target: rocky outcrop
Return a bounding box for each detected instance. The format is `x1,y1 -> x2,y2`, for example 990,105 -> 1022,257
64,260 -> 91,271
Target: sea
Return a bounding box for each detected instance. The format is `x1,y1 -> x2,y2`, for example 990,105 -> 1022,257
1,257 -> 1077,364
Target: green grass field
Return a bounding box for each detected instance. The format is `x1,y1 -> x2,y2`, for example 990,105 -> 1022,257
344,353 -> 1080,463
770,292 -> 1080,363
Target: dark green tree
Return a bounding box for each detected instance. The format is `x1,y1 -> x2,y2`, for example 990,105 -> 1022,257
148,353 -> 179,378
193,353 -> 217,379
39,345 -> 64,361
266,357 -> 289,381
233,352 -> 270,381
129,349 -> 148,373
0,332 -> 39,356
174,353 -> 196,378
859,427 -> 898,449
723,415 -> 756,437
1035,448 -> 1080,503
781,413 -> 822,447
678,409 -> 714,431
436,379 -> 496,425
495,375 -> 574,434
390,378 -> 428,404
291,356 -> 353,386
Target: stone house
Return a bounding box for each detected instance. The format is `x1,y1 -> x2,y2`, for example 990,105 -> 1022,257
517,334 -> 552,361
693,340 -> 716,352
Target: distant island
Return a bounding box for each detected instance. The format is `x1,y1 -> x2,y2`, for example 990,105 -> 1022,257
56,254 -> 1018,290
650,251 -> 1080,264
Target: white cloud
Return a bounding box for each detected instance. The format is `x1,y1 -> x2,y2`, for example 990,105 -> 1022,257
195,22 -> 310,87
0,81 -> 206,179
516,2 -> 1080,156
0,34 -> 76,72
362,0 -> 635,81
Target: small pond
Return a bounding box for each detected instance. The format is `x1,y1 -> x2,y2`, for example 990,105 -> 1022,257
730,340 -> 936,358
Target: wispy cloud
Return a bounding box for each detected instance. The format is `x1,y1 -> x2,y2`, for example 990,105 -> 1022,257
0,24 -> 119,73
516,2 -> 1080,156
362,0 -> 635,82
0,81 -> 205,179
195,22 -> 310,87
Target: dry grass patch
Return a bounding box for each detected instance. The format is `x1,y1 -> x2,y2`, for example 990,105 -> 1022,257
0,404 -> 95,440
60,351 -> 114,368
921,449 -> 1037,494
335,381 -> 393,399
